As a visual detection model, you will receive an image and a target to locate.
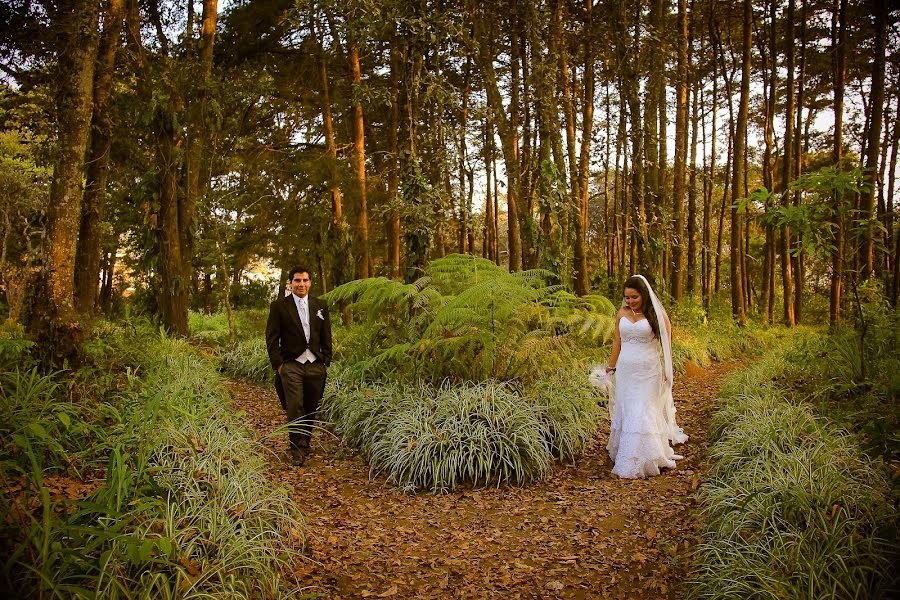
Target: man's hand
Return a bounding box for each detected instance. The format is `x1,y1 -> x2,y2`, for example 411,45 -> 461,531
277,365 -> 283,376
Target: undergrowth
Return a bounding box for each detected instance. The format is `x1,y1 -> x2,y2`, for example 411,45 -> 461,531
689,323 -> 899,599
0,321 -> 306,598
322,364 -> 604,493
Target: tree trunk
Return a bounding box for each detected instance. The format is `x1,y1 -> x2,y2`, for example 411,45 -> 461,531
730,0 -> 750,325
458,56 -> 472,254
886,93 -> 899,303
780,0 -> 796,326
155,108 -> 189,335
475,10 -> 521,271
793,0 -> 807,323
560,22 -> 578,277
703,20 -> 718,312
349,42 -> 370,279
686,4 -> 698,298
386,41 -> 400,277
670,0 -> 689,301
74,0 -> 125,315
31,0 -> 101,363
829,0 -> 847,326
644,0 -> 663,282
613,0 -> 650,276
860,0 -> 887,279
573,0 -> 594,296
702,77 -> 714,314
757,0 -> 777,323
516,9 -> 537,268
711,17 -> 734,297
98,243 -> 117,313
181,0 -> 217,323
484,115 -> 496,262
319,29 -> 349,286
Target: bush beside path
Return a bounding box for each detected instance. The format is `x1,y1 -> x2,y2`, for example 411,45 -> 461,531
228,361 -> 736,599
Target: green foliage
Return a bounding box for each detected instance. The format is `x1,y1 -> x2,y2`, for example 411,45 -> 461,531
189,309 -> 232,344
757,166 -> 873,262
322,364 -> 604,493
0,321 -> 36,371
324,254 -> 616,383
219,338 -> 271,383
671,319 -> 783,372
689,328 -> 899,599
1,326 -> 305,598
756,310 -> 900,462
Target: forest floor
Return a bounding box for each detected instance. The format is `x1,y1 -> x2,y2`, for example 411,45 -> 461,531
227,360 -> 737,600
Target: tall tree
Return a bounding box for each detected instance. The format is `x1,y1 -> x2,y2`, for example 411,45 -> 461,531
387,38 -> 401,278
349,40 -> 370,279
830,0 -> 847,326
316,16 -> 348,288
780,0 -> 797,326
573,0 -> 594,296
474,3 -> 522,271
860,0 -> 887,279
74,0 -> 125,315
757,0 -> 777,323
31,0 -> 100,360
686,24 -> 699,298
731,0 -> 751,325
613,0 -> 651,276
671,0 -> 690,301
183,0 -> 219,301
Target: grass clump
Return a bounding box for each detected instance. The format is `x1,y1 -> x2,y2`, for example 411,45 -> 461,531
189,310 -> 233,344
1,325 -> 305,598
219,337 -> 271,383
322,365 -> 604,493
689,328 -> 899,599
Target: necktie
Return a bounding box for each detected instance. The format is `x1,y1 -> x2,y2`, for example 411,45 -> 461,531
297,298 -> 310,340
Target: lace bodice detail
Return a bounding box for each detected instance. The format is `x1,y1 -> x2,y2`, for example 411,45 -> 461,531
619,318 -> 657,346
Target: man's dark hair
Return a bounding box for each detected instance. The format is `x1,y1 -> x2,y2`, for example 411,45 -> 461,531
288,266 -> 311,281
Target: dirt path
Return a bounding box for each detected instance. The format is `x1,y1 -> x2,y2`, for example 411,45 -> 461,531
228,361 -> 736,599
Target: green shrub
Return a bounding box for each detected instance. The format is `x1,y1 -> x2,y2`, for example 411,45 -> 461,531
219,338 -> 271,383
189,310 -> 232,345
322,365 -> 603,493
689,332 -> 899,599
323,254 -> 615,384
2,329 -> 305,598
0,321 -> 35,371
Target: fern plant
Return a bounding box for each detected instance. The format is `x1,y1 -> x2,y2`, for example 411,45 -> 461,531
324,254 -> 615,383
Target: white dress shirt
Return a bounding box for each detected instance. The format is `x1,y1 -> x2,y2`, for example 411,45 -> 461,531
292,293 -> 317,364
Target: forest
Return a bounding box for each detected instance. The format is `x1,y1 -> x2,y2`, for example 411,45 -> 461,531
1,0 -> 898,598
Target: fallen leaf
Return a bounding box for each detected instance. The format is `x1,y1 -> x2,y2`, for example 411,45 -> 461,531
546,580 -> 565,591
378,585 -> 398,597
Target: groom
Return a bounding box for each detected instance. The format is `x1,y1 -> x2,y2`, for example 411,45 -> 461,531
265,266 -> 332,467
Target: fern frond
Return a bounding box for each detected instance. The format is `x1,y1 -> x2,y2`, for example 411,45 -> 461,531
582,294 -> 617,314
560,310 -> 616,343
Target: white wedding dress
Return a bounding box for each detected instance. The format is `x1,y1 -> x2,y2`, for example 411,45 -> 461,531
607,317 -> 687,478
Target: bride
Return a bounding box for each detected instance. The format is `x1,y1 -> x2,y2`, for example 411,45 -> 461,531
605,275 -> 688,478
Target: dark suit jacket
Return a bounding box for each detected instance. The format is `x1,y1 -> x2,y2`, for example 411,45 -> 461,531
265,294 -> 333,373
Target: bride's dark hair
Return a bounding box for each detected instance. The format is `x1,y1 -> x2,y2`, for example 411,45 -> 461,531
623,275 -> 660,339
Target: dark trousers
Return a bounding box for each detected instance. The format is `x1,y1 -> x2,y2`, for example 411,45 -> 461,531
280,360 -> 327,450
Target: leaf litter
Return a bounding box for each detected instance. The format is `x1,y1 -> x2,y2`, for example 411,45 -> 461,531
227,361 -> 738,599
